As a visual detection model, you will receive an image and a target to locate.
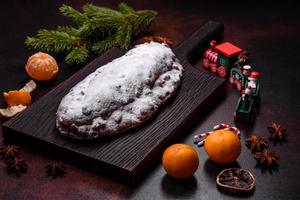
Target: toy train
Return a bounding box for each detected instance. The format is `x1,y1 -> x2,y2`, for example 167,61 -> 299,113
203,40 -> 260,123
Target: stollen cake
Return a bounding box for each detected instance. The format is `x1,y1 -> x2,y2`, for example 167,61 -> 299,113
56,42 -> 183,139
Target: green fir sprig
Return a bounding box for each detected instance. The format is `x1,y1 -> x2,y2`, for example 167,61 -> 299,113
25,3 -> 157,65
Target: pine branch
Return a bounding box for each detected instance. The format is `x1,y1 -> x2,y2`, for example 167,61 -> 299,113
119,3 -> 135,14
25,29 -> 78,52
133,10 -> 157,35
80,4 -> 125,38
25,2 -> 157,65
60,4 -> 88,24
91,34 -> 119,54
56,26 -> 80,35
115,24 -> 133,49
65,46 -> 89,64
79,17 -> 120,38
83,4 -> 121,17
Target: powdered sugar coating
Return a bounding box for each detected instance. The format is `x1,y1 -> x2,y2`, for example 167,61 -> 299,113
56,42 -> 183,139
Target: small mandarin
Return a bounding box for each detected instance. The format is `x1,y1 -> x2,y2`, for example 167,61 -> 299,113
204,129 -> 241,164
162,143 -> 199,179
25,52 -> 59,81
3,90 -> 32,107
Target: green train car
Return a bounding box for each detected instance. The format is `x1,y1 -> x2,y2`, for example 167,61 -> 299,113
233,70 -> 260,123
234,97 -> 257,123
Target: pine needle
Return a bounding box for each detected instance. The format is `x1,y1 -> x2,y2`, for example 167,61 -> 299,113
25,29 -> 76,52
83,4 -> 121,18
65,46 -> 89,64
91,34 -> 118,54
56,26 -> 80,35
119,3 -> 135,14
59,4 -> 88,24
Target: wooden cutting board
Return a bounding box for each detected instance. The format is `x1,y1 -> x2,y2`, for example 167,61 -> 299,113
2,21 -> 225,183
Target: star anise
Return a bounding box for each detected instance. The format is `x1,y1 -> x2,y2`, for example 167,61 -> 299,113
5,158 -> 28,177
143,36 -> 173,46
45,161 -> 66,178
254,149 -> 278,166
267,122 -> 287,141
245,135 -> 269,153
0,145 -> 21,160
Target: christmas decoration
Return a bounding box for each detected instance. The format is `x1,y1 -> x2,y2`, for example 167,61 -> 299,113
25,3 -> 157,65
203,41 -> 242,77
202,40 -> 261,123
194,123 -> 240,147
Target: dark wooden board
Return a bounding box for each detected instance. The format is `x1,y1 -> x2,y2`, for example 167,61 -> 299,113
2,21 -> 225,182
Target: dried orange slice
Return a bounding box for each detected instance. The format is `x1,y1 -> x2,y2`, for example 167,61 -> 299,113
3,90 -> 32,107
25,52 -> 59,81
216,168 -> 255,193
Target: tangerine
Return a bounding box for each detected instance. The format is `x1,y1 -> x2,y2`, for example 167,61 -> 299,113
162,143 -> 199,179
3,90 -> 32,107
25,52 -> 59,81
204,129 -> 241,164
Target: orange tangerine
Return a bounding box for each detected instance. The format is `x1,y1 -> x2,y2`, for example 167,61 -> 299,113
3,90 -> 32,107
162,143 -> 199,179
25,52 -> 59,81
204,129 -> 241,164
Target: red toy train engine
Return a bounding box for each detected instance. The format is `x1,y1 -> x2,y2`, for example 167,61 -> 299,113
203,40 -> 243,77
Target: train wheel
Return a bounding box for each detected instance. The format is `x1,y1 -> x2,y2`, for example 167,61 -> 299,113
236,82 -> 242,91
218,66 -> 227,77
203,59 -> 210,68
230,76 -> 235,84
210,64 -> 217,73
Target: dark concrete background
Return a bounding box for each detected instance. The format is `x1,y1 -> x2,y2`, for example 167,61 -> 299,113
0,0 -> 299,199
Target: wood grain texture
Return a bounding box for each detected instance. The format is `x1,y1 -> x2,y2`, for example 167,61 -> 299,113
2,21 -> 225,182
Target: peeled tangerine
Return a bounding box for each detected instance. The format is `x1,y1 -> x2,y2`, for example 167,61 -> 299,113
3,90 -> 31,107
25,52 -> 59,81
162,144 -> 199,179
204,129 -> 241,164
1,80 -> 37,118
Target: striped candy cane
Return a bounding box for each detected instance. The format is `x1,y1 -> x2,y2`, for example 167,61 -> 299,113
213,123 -> 231,130
213,123 -> 240,137
194,131 -> 213,139
194,124 -> 241,147
194,131 -> 213,146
